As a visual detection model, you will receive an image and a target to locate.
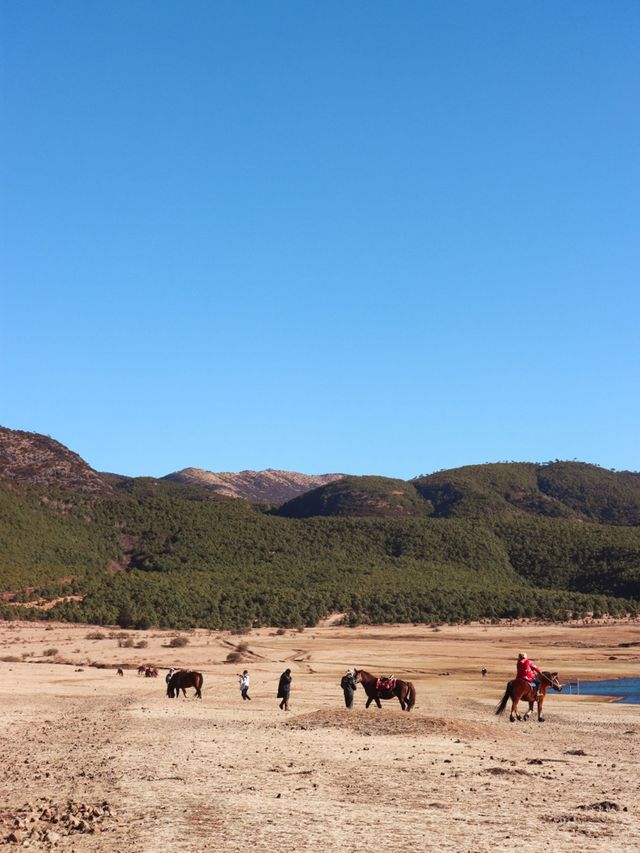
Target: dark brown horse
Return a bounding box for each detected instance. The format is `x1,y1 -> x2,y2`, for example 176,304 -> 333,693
354,669 -> 416,711
495,671 -> 562,722
167,669 -> 204,699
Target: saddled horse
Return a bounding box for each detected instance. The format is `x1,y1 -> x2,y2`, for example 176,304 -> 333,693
167,669 -> 204,699
354,669 -> 416,711
495,671 -> 562,723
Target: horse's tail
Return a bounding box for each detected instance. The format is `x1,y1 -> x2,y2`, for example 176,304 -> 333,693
495,681 -> 513,716
406,681 -> 416,711
196,672 -> 204,697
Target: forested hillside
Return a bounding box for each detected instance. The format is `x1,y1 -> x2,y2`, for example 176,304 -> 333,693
1,428 -> 639,629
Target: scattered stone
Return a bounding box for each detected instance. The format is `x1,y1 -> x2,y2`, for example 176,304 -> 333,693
0,799 -> 116,846
577,801 -> 620,812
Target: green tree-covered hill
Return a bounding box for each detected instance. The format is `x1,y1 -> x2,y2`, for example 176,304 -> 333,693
0,428 -> 638,628
276,475 -> 432,518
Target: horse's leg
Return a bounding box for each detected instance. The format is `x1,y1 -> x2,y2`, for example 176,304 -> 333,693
537,692 -> 545,722
510,687 -> 521,722
523,691 -> 533,721
365,695 -> 373,709
375,696 -> 382,709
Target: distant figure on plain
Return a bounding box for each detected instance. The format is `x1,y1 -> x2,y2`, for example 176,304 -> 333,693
481,667 -> 488,677
341,668 -> 357,709
238,670 -> 251,700
277,668 -> 292,711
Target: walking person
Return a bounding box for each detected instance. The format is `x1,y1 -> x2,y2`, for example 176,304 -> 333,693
340,668 -> 357,709
238,669 -> 251,700
277,668 -> 292,710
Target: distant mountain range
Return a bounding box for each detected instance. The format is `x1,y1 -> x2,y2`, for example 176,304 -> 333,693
162,467 -> 344,504
1,425 -> 639,629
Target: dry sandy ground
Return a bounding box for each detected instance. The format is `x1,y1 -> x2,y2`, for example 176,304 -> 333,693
0,620 -> 639,852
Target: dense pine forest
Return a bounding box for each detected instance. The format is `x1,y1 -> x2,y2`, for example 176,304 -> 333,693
1,428 -> 639,629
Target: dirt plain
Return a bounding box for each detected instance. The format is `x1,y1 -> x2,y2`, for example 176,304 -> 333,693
0,619 -> 639,852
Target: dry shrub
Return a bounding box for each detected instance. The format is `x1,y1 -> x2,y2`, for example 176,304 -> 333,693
118,638 -> 134,648
43,648 -> 59,657
236,641 -> 249,653
169,636 -> 189,648
86,631 -> 106,640
276,627 -> 286,636
135,640 -> 148,649
226,651 -> 242,663
0,655 -> 20,662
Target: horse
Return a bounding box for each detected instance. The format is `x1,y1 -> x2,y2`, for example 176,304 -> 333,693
353,669 -> 416,711
495,671 -> 562,723
116,668 -> 124,677
167,669 -> 204,699
145,666 -> 158,678
137,665 -> 146,676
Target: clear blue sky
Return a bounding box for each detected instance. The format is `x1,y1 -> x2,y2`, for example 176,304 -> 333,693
2,2 -> 639,478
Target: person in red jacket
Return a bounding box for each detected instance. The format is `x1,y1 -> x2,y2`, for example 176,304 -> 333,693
516,652 -> 541,695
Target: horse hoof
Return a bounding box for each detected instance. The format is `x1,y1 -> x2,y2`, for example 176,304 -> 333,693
510,717 -> 516,723
538,717 -> 545,723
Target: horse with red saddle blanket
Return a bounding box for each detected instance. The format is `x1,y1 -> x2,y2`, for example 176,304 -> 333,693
354,669 -> 416,711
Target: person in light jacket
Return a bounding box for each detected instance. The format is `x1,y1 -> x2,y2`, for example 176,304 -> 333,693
238,670 -> 251,700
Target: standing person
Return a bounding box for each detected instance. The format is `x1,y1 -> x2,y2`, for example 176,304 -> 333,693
238,670 -> 251,701
340,668 -> 357,709
481,667 -> 488,678
277,668 -> 292,710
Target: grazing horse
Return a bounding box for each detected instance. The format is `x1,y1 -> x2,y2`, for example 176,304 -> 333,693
145,666 -> 158,678
354,669 -> 416,711
167,669 -> 204,699
137,665 -> 146,676
116,668 -> 124,677
495,671 -> 562,723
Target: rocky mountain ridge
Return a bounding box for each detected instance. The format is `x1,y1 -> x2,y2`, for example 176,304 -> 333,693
162,467 -> 344,504
0,427 -> 109,494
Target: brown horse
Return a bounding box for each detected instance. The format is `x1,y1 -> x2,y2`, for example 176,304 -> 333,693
354,669 -> 416,711
167,669 -> 204,699
495,671 -> 562,722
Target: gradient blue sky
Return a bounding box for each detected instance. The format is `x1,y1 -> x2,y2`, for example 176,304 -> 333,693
2,2 -> 639,478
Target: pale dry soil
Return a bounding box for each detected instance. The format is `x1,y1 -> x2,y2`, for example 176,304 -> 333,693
0,621 -> 639,852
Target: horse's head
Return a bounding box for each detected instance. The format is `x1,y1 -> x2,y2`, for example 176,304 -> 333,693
543,671 -> 562,692
353,669 -> 362,684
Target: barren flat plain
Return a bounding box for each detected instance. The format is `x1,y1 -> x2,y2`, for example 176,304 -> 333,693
1,620 -> 639,852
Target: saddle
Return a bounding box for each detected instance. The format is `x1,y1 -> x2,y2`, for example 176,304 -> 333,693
376,676 -> 397,691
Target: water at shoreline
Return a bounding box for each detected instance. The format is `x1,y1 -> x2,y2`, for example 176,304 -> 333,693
572,678 -> 640,704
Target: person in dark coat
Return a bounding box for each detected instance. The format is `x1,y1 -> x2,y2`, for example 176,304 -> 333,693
277,668 -> 292,710
340,668 -> 357,709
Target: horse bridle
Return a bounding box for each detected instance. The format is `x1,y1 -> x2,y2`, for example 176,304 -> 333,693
539,671 -> 562,691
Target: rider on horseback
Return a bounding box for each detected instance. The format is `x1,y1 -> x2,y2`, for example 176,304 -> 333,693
516,652 -> 541,698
